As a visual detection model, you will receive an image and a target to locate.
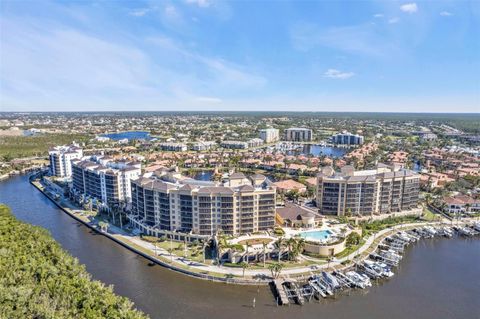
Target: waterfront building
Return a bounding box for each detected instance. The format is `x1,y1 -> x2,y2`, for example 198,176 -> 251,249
259,128 -> 280,143
48,144 -> 83,178
129,171 -> 276,237
221,140 -> 249,149
316,164 -> 419,216
332,131 -> 364,145
158,143 -> 188,152
191,141 -> 216,151
71,156 -> 141,206
284,128 -> 313,142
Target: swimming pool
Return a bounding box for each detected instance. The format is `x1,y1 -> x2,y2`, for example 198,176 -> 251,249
299,229 -> 333,242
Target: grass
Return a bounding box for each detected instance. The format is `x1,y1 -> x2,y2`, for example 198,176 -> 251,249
0,133 -> 92,160
237,238 -> 273,245
334,239 -> 366,258
422,208 -> 440,221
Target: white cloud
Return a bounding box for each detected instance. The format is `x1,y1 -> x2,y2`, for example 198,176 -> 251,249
164,5 -> 178,18
440,11 -> 453,16
290,23 -> 398,57
400,3 -> 418,14
185,0 -> 211,8
373,14 -> 384,18
147,36 -> 266,89
129,8 -> 151,17
388,17 -> 400,24
324,69 -> 355,79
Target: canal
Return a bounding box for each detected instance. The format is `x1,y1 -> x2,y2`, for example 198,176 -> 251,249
0,175 -> 478,319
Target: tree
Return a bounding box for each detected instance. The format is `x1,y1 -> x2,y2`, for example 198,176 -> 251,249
346,232 -> 361,247
268,262 -> 284,279
275,237 -> 284,262
240,262 -> 249,278
244,241 -> 251,263
286,237 -> 296,261
262,242 -> 267,268
0,205 -> 148,319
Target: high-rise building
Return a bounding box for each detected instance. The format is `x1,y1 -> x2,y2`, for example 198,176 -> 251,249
48,144 -> 83,177
316,164 -> 419,216
284,128 -> 313,142
129,171 -> 276,237
71,156 -> 141,206
259,128 -> 280,143
331,131 -> 364,145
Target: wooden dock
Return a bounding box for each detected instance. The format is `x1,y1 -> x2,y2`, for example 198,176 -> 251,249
273,280 -> 289,305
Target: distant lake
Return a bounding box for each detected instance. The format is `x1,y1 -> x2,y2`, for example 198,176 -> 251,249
286,145 -> 348,158
101,131 -> 151,141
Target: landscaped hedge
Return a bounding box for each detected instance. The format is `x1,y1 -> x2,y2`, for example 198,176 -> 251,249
0,204 -> 148,319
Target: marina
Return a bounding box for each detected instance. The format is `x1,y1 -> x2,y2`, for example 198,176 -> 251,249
270,224 -> 480,306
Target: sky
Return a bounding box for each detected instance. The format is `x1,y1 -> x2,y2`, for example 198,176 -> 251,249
0,0 -> 479,113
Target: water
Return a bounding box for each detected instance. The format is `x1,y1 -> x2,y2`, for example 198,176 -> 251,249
101,131 -> 151,141
299,230 -> 333,241
1,175 -> 479,319
193,170 -> 214,181
285,145 -> 348,158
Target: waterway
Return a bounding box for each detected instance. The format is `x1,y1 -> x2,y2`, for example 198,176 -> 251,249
1,175 -> 479,319
101,131 -> 151,141
278,144 -> 348,158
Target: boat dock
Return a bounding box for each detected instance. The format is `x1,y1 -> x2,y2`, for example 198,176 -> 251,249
273,280 -> 289,305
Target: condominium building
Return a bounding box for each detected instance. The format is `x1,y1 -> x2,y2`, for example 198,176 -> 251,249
247,138 -> 264,148
332,131 -> 364,145
48,144 -> 83,177
316,164 -> 419,216
221,141 -> 249,149
259,128 -> 280,143
284,128 -> 313,142
71,155 -> 141,206
191,141 -> 216,151
129,171 -> 276,237
158,142 -> 188,152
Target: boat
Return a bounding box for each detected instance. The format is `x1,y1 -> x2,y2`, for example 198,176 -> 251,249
375,261 -> 395,278
458,227 -> 475,237
321,271 -> 341,290
308,279 -> 327,298
345,271 -> 371,289
360,260 -> 382,279
310,275 -> 333,295
423,226 -> 437,237
473,222 -> 480,232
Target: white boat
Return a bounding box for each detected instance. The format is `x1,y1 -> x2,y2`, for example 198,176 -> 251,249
362,260 -> 383,279
423,226 -> 437,237
321,271 -> 341,290
473,222 -> 480,232
345,271 -> 372,289
375,261 -> 395,278
458,227 -> 474,236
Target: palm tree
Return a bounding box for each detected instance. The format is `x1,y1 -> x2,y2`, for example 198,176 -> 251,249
216,238 -> 224,264
245,241 -> 251,263
268,262 -> 284,279
275,237 -> 284,262
262,242 -> 267,268
292,238 -> 305,261
286,237 -> 296,261
241,262 -> 249,278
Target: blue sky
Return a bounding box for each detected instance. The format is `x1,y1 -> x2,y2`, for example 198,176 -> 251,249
0,0 -> 479,112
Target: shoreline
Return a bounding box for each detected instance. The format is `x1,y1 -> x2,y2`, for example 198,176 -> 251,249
27,175 -> 478,287
29,177 -> 262,285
